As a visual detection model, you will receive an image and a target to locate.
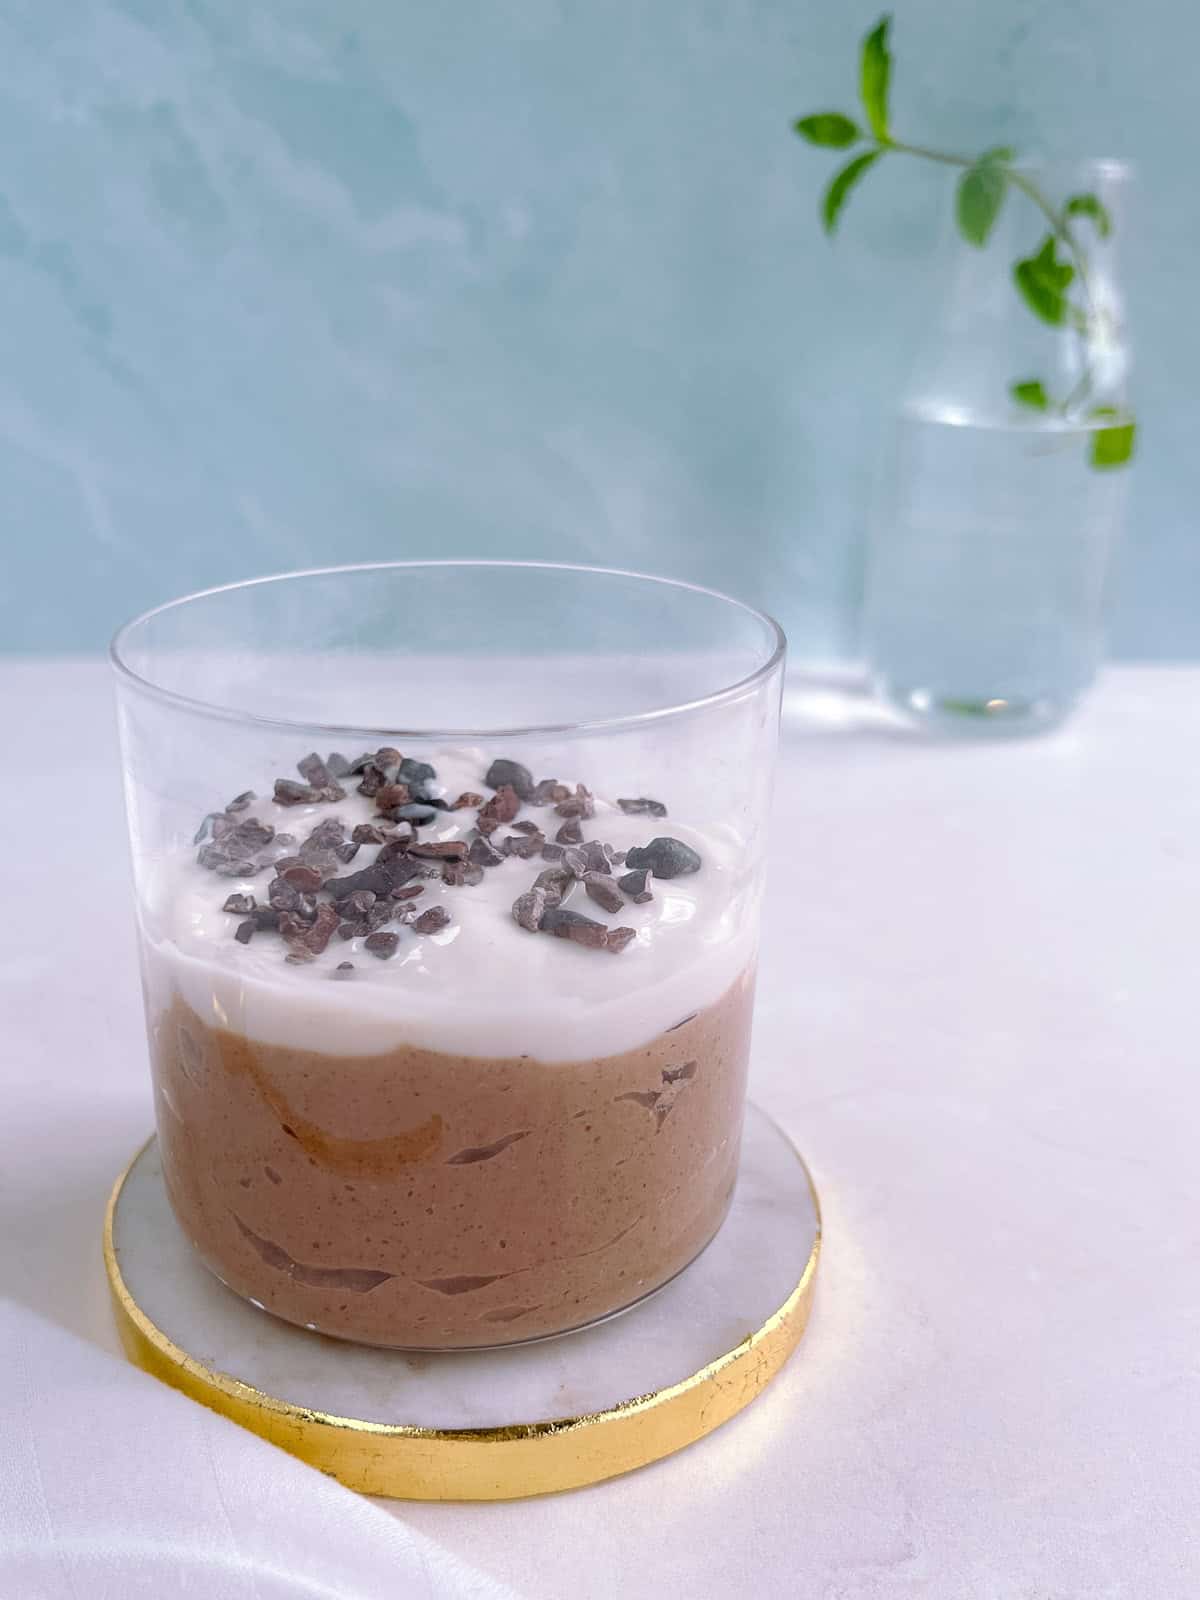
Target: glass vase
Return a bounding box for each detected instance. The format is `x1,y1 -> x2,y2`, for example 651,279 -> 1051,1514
863,160 -> 1133,735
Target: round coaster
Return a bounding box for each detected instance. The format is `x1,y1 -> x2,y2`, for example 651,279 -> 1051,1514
104,1102 -> 820,1500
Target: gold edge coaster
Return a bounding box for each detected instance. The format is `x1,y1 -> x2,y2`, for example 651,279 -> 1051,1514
103,1131 -> 821,1501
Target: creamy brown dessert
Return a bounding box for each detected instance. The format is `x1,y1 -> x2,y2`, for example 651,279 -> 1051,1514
152,972 -> 752,1347
140,747 -> 759,1347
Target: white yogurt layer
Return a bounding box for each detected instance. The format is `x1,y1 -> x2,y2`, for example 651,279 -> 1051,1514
140,748 -> 757,1062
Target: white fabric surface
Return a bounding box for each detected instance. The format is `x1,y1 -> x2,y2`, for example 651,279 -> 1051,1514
0,1300 -> 512,1600
2,659 -> 1199,1598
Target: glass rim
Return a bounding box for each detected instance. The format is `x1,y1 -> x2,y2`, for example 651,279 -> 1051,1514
109,559 -> 788,740
1005,155 -> 1134,181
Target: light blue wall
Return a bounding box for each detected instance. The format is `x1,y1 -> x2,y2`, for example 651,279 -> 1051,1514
1,1 -> 1193,659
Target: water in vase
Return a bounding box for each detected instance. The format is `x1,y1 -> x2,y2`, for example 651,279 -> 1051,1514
864,402 -> 1128,733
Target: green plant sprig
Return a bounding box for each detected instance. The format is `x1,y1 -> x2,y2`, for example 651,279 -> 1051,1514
793,14 -> 1135,469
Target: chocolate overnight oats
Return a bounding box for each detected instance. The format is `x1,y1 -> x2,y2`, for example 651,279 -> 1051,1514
140,748 -> 759,1348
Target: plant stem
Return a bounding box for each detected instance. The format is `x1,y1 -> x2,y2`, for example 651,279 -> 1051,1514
896,140 -> 979,169
886,139 -> 973,170
1060,367 -> 1094,416
889,140 -> 1091,299
1006,170 -> 1094,309
886,138 -> 1098,413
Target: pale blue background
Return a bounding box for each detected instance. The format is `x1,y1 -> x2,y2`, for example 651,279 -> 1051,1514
0,1 -> 1192,660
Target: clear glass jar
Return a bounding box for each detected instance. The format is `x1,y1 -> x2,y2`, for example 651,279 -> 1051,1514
111,562 -> 785,1349
863,159 -> 1133,735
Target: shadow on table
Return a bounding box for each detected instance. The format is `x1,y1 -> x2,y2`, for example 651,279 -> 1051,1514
782,672 -> 1090,753
2,1096 -> 149,1355
784,673 -> 919,745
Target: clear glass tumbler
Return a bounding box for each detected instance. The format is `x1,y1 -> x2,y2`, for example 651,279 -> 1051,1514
111,562 -> 785,1350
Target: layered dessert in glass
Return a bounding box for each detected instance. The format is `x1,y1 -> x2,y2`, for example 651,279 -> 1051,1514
113,563 -> 784,1348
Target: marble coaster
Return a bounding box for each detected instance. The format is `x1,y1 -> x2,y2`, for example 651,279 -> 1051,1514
105,1103 -> 820,1500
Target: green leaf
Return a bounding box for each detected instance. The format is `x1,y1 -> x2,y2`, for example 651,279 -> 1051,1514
793,112 -> 861,148
940,698 -> 1002,717
979,145 -> 1017,163
1087,407 -> 1136,468
1012,234 -> 1075,325
1010,379 -> 1050,410
1032,233 -> 1075,289
860,15 -> 892,142
821,150 -> 882,234
1065,192 -> 1112,239
1013,260 -> 1067,325
956,158 -> 1009,247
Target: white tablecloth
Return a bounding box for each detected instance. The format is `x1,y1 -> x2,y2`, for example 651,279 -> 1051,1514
2,660 -> 1197,1598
